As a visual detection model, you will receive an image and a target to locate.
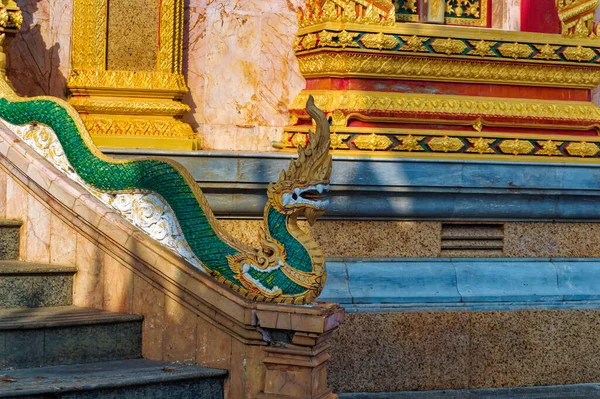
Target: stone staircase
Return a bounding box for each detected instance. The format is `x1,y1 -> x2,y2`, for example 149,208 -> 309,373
0,219 -> 227,398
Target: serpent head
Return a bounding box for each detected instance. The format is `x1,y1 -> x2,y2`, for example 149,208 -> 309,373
268,96 -> 332,225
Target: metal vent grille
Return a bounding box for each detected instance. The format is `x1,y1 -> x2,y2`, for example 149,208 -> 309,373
441,223 -> 504,257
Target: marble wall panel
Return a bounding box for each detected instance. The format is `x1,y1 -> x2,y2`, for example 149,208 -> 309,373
26,194 -> 51,263
183,0 -> 305,151
7,0 -> 73,98
0,170 -> 6,218
74,233 -> 104,309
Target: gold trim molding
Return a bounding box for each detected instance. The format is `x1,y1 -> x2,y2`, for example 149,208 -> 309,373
290,90 -> 600,122
279,126 -> 600,163
297,52 -> 600,88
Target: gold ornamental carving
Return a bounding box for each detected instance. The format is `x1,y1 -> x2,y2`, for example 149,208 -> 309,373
566,141 -> 600,157
292,133 -> 309,148
536,140 -> 564,156
301,34 -> 319,50
291,91 -> 600,122
330,110 -> 347,127
497,42 -> 534,59
354,133 -> 393,150
562,45 -> 597,61
534,44 -> 561,60
82,115 -> 195,138
297,53 -> 600,89
499,139 -> 535,155
69,98 -> 190,115
556,0 -> 599,38
394,135 -> 424,151
299,0 -> 396,28
466,138 -> 495,154
330,132 -> 351,149
427,136 -> 464,152
468,40 -> 496,57
401,35 -> 428,52
430,38 -> 467,55
360,32 -> 399,50
338,31 -> 361,48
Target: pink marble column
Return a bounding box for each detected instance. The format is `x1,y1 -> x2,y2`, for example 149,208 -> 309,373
492,0 -> 521,30
182,0 -> 306,151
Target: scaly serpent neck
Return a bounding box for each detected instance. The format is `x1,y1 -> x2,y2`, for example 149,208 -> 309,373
265,205 -> 313,273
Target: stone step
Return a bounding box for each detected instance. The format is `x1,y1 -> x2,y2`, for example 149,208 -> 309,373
0,359 -> 226,398
0,261 -> 76,309
0,306 -> 143,370
0,220 -> 21,261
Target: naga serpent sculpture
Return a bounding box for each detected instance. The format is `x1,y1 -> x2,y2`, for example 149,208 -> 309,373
0,43 -> 332,305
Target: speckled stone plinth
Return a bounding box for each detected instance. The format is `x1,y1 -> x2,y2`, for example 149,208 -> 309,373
329,310 -> 600,393
0,220 -> 21,260
0,306 -> 143,370
0,261 -> 76,308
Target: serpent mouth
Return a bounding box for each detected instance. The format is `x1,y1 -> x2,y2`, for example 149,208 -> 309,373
241,262 -> 283,296
282,184 -> 330,210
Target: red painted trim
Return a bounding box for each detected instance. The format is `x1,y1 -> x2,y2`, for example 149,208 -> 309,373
305,78 -> 590,102
521,0 -> 560,33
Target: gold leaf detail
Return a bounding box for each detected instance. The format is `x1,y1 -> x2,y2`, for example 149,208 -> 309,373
497,42 -> 533,59
360,32 -> 399,50
294,37 -> 303,52
498,139 -> 534,155
318,30 -> 338,47
354,133 -> 393,150
468,40 -> 495,57
289,113 -> 299,126
330,110 -> 347,127
394,135 -> 424,151
536,140 -> 563,156
566,141 -> 600,157
563,46 -> 597,62
298,53 -> 600,88
301,34 -> 318,50
427,136 -> 464,152
402,0 -> 417,12
534,44 -> 561,60
466,138 -> 495,154
430,38 -> 467,55
338,30 -> 360,48
330,132 -> 351,150
292,133 -> 308,148
401,35 -> 428,52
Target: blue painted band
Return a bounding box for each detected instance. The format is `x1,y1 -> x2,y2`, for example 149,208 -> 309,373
104,150 -> 600,221
318,258 -> 600,312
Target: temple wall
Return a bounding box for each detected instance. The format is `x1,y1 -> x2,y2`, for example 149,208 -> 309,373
5,0 -> 305,151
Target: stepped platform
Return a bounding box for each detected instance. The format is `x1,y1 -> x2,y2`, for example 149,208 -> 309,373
0,306 -> 143,370
339,383 -> 600,398
0,359 -> 226,398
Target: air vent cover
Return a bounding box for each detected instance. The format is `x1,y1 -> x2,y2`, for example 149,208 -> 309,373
441,223 -> 504,257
